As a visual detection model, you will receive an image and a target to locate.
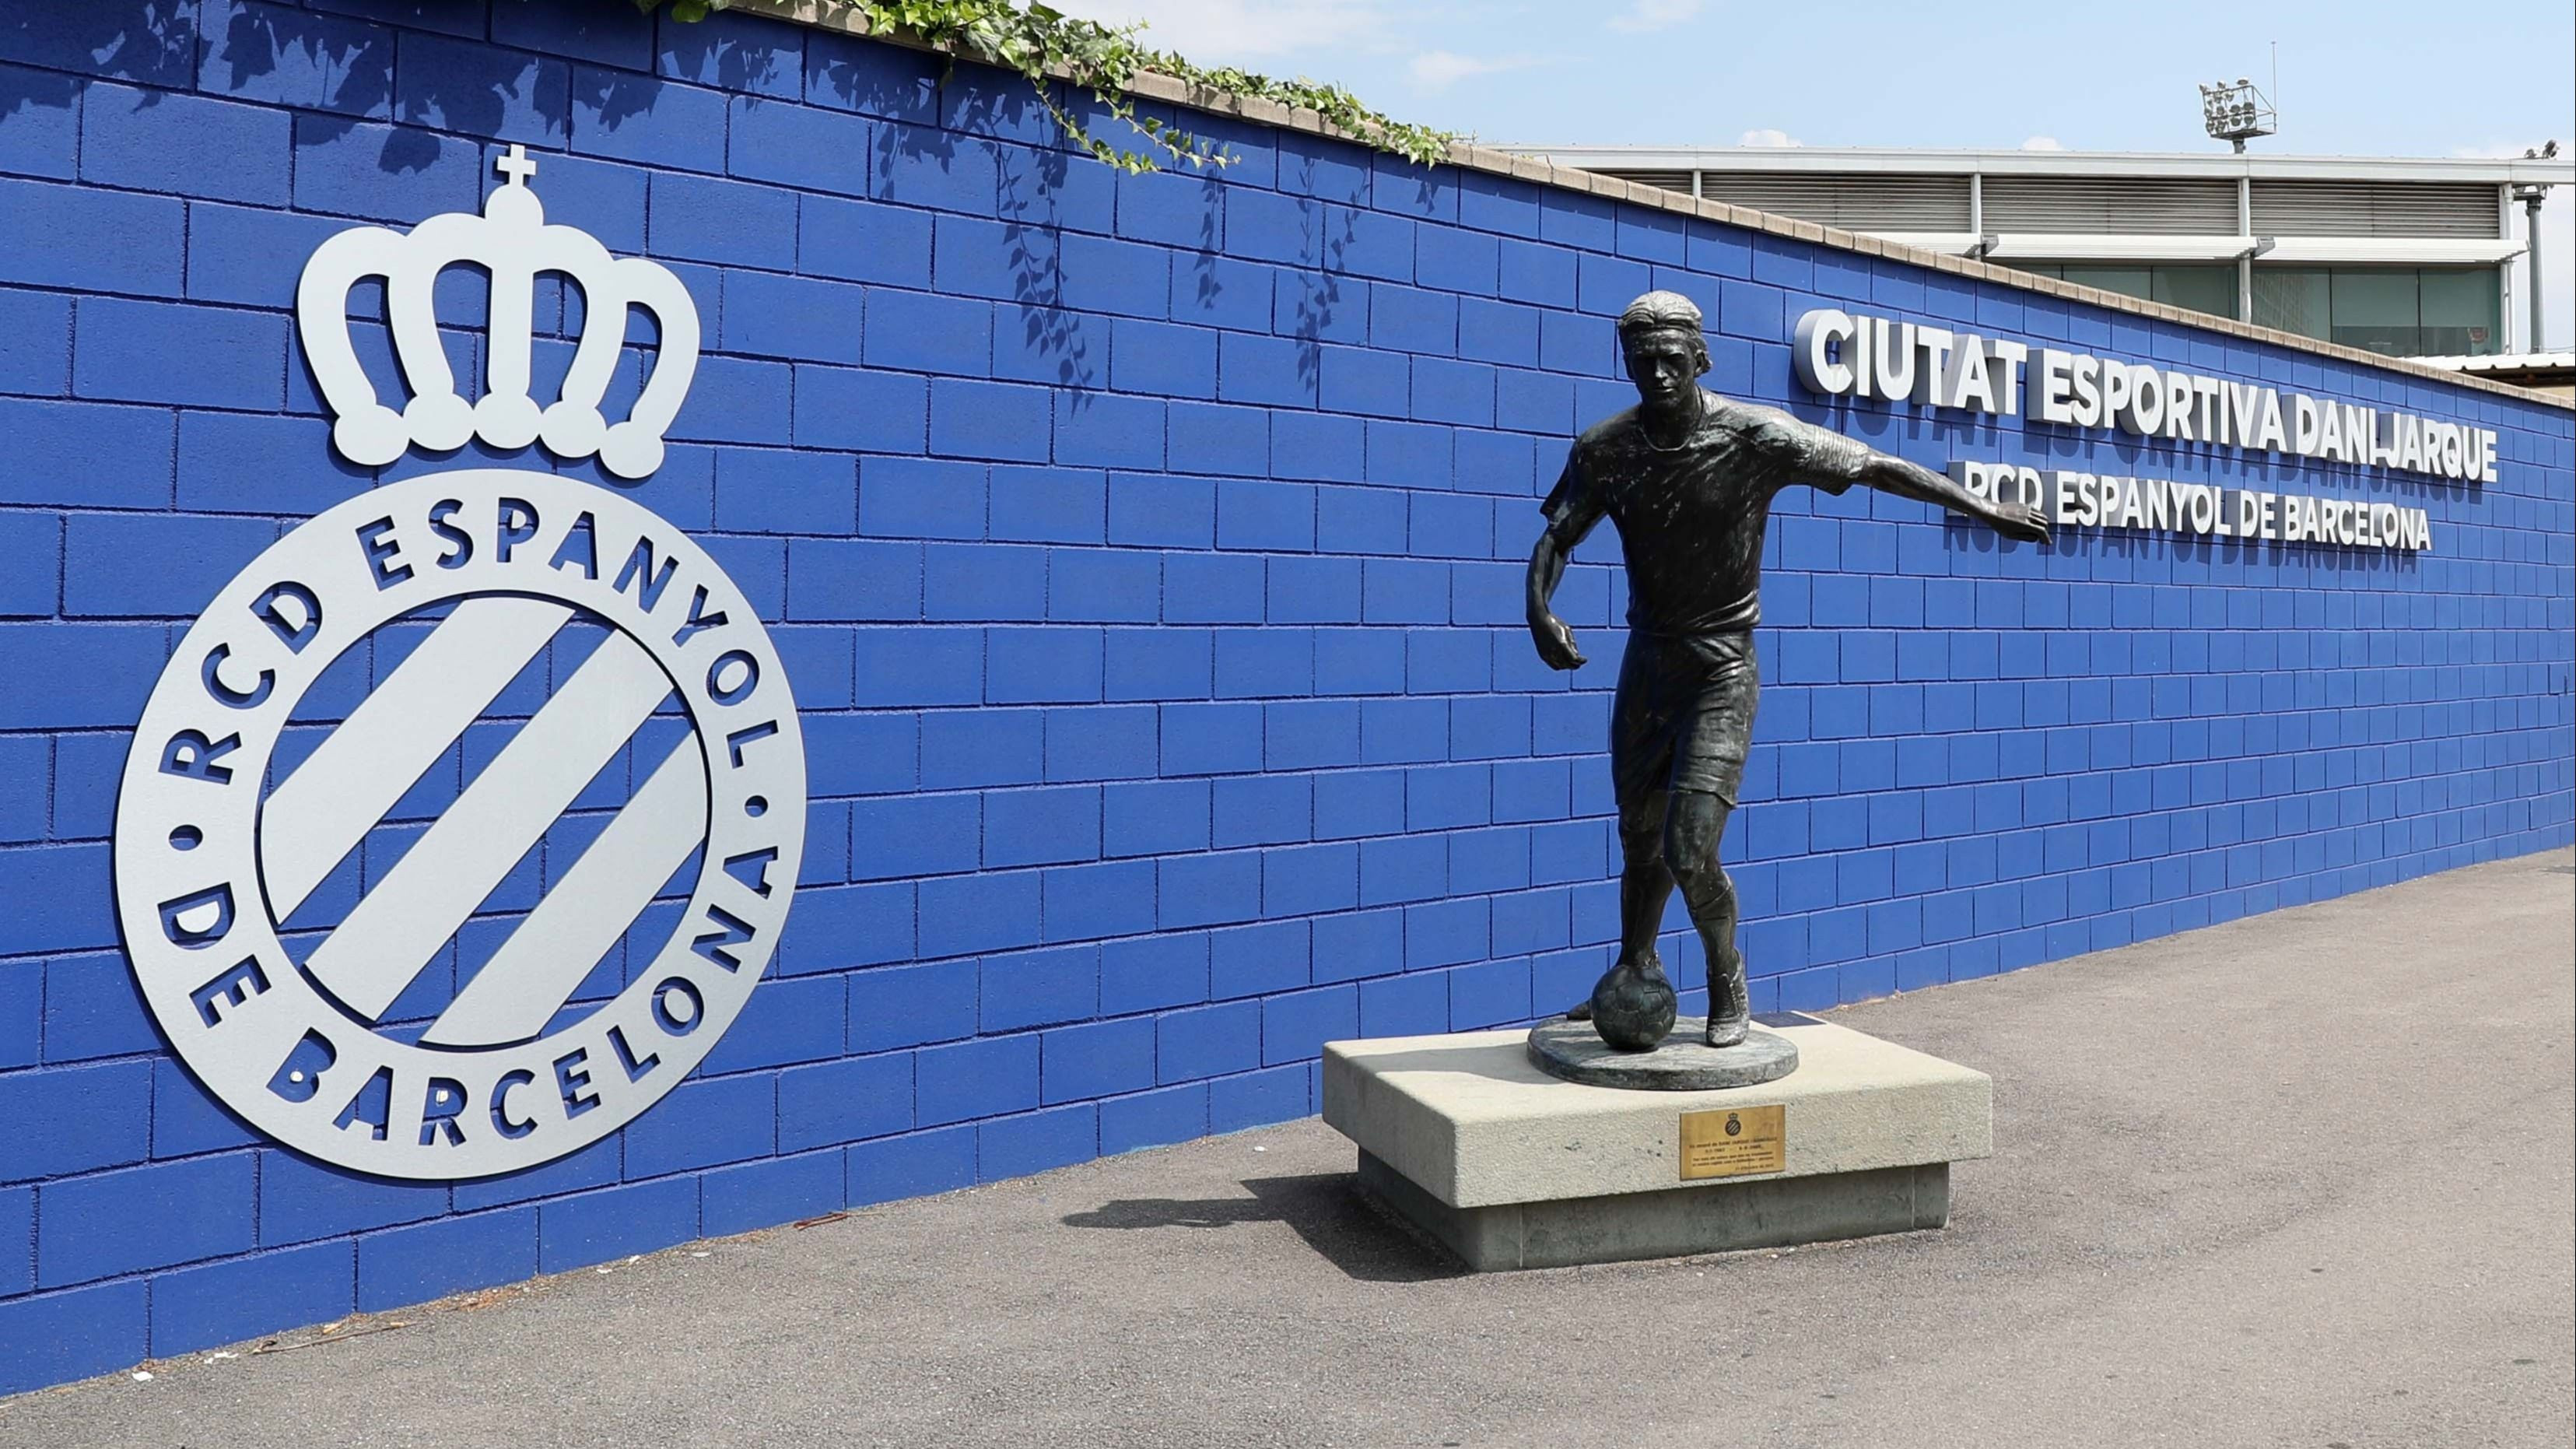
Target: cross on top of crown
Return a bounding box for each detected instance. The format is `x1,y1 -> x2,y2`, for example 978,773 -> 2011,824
496,144 -> 538,188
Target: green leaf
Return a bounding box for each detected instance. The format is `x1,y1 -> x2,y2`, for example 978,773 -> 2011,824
647,0 -> 1456,176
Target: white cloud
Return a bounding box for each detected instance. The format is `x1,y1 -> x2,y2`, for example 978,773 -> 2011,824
1408,50 -> 1539,90
1048,0 -> 1393,63
1608,0 -> 1703,33
2020,135 -> 2066,151
1738,128 -> 1800,149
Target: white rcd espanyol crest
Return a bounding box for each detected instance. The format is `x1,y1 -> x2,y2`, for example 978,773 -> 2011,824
114,149 -> 807,1180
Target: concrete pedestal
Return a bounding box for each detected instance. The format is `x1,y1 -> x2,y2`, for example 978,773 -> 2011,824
1322,1013 -> 1992,1272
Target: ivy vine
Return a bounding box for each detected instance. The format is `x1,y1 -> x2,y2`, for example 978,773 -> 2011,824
633,0 -> 1459,174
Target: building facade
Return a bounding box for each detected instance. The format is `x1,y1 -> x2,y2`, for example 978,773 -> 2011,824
1520,146 -> 2574,358
0,0 -> 2569,1395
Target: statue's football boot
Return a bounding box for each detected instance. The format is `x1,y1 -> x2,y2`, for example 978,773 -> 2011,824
1705,955 -> 1751,1048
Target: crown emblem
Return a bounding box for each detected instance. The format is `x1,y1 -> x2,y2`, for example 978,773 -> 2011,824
296,146 -> 699,479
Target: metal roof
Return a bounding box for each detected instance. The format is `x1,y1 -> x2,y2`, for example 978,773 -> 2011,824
1493,146 -> 2576,186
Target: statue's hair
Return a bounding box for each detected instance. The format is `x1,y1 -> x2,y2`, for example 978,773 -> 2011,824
1617,290 -> 1709,376
1616,289 -> 1705,342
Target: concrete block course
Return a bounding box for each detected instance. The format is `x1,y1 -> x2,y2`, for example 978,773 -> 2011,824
0,0 -> 2566,1398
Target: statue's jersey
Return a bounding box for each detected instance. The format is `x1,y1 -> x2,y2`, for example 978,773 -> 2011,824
1540,390 -> 1877,637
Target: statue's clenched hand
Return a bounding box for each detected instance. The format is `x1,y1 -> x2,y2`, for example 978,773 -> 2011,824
1530,612 -> 1586,671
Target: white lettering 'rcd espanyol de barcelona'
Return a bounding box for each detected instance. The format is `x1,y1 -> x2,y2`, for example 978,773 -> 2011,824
114,148 -> 808,1181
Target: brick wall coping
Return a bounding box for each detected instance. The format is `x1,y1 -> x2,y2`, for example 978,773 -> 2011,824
738,0 -> 2571,414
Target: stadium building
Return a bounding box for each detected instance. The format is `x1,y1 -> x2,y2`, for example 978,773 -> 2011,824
1509,146 -> 2574,359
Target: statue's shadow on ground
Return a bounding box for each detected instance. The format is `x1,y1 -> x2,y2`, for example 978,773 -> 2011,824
1061,1174 -> 1469,1282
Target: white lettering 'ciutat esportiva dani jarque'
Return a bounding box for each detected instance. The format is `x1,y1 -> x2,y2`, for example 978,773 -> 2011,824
1793,307 -> 2485,552
114,148 -> 808,1180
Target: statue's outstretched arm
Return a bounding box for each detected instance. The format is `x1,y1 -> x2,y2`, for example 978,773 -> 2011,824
1855,452 -> 2051,544
1768,413 -> 2050,544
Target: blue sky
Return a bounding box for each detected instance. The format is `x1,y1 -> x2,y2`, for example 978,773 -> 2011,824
1057,0 -> 2576,345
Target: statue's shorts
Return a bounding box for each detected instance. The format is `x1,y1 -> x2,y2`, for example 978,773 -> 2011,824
1610,630 -> 1758,813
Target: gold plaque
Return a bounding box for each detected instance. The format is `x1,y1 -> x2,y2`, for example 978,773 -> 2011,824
1678,1104 -> 1786,1181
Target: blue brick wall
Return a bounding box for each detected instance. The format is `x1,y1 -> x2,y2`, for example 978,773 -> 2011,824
2,0 -> 2571,1397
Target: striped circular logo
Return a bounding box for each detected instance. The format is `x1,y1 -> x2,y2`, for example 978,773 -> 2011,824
115,472 -> 806,1179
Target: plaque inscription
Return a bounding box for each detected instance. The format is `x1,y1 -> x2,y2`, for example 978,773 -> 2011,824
1678,1104 -> 1786,1180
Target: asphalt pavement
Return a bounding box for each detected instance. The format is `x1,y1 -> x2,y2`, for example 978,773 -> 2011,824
7,847 -> 2571,1449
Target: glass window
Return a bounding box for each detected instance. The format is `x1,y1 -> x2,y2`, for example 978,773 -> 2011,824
2329,268 -> 2420,356
1987,263 -> 2496,356
2418,268 -> 2502,356
2252,268 -> 2331,340
2152,265 -> 2238,321
2059,265 -> 2154,301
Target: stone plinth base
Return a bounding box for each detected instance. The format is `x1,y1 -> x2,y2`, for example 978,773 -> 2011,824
1322,1013 -> 1991,1272
1358,1152 -> 1950,1271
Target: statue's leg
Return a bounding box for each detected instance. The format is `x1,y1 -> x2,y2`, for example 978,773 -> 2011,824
1616,791 -> 1677,974
1568,633 -> 1673,1025
1564,791 -> 1673,1022
1665,790 -> 1749,1047
1580,783 -> 1682,1048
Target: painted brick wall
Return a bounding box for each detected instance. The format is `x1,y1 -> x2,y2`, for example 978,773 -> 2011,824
2,0 -> 2571,1395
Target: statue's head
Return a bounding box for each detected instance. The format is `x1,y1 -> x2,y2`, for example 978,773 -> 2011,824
1617,290 -> 1709,406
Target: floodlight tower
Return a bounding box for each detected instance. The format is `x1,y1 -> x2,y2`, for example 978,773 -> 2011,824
2515,140 -> 2560,350
2198,77 -> 2276,153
